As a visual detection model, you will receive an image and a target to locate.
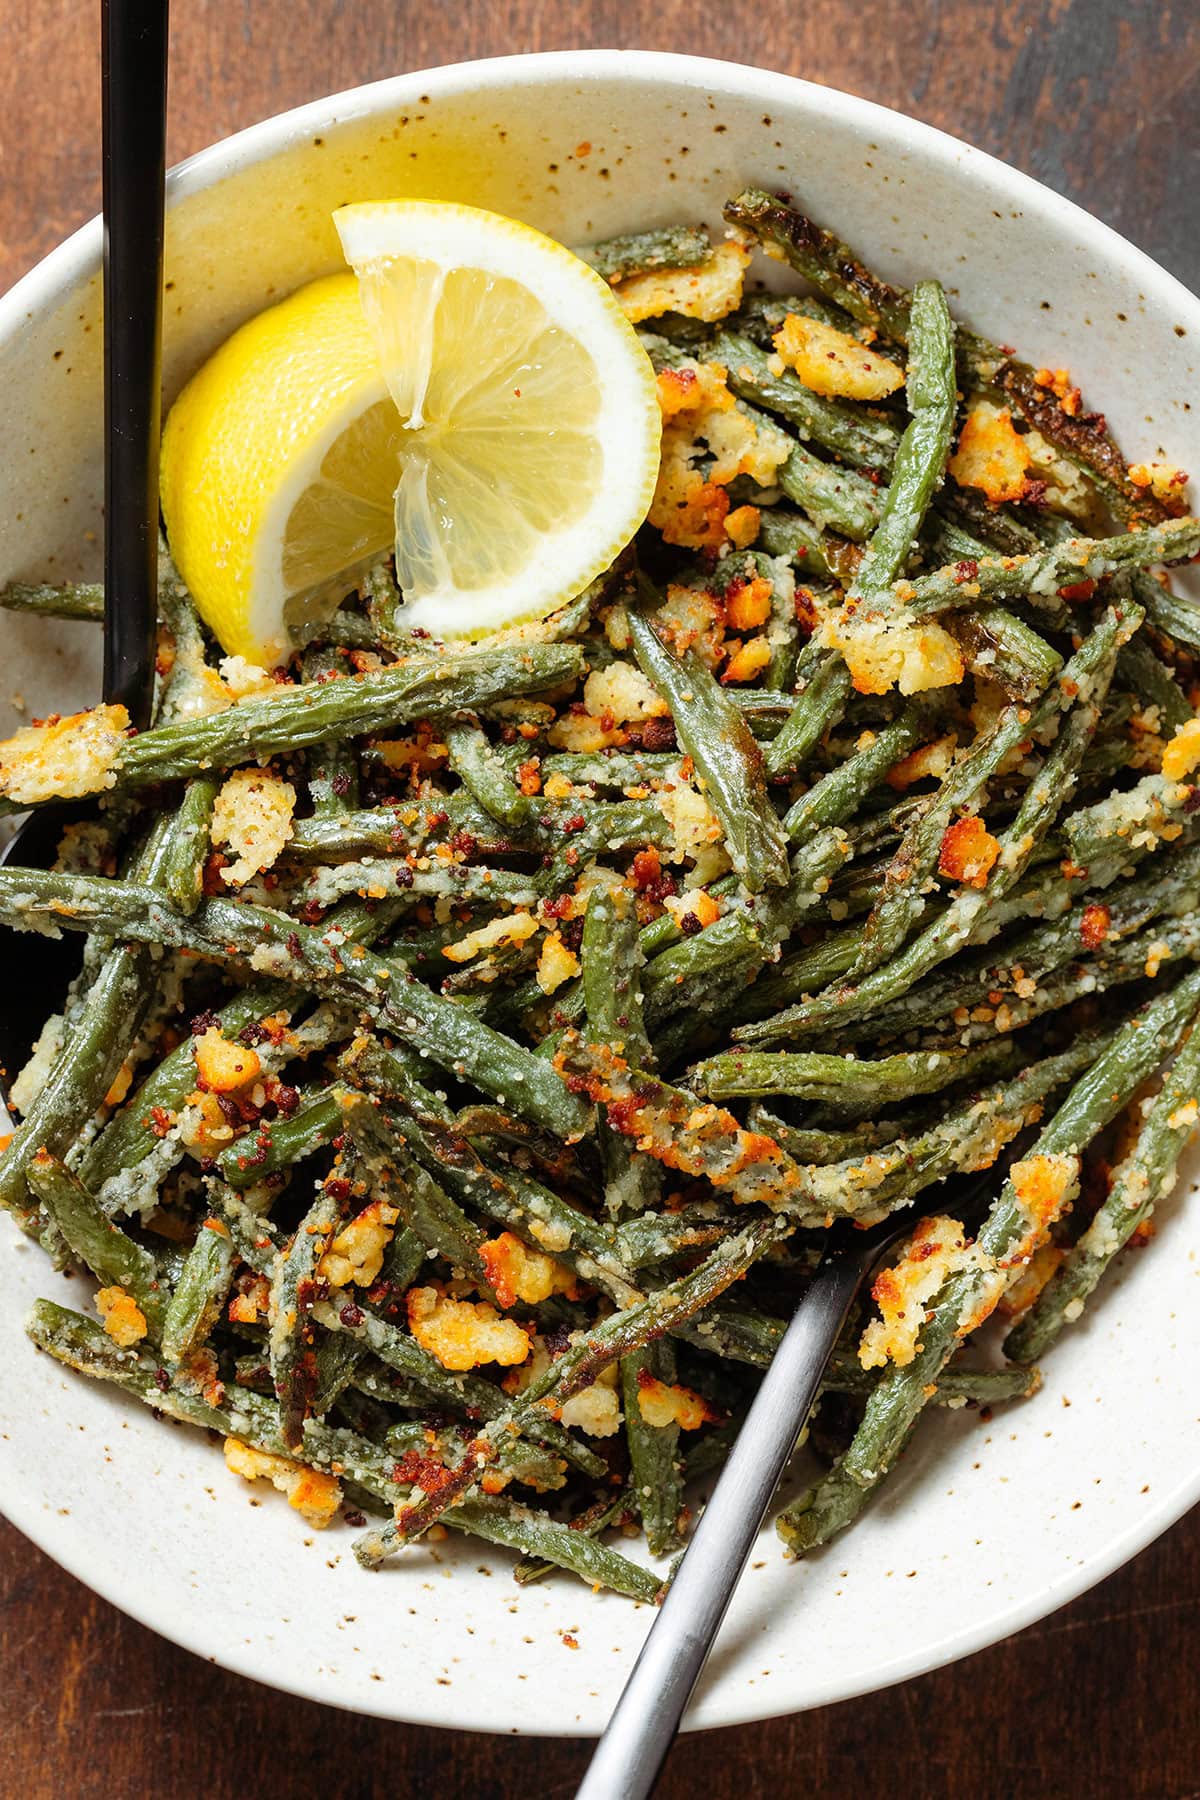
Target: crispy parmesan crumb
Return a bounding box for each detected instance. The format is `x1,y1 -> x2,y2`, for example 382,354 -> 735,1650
819,607 -> 964,696
211,767 -> 296,886
223,1437 -> 341,1526
938,815 -> 1001,888
948,402 -> 1034,505
95,1286 -> 148,1347
193,1027 -> 262,1094
319,1200 -> 399,1288
614,242 -> 750,323
1128,461 -> 1190,507
478,1232 -> 578,1307
442,909 -> 539,965
1161,718 -> 1200,781
406,1286 -> 531,1371
636,1374 -> 719,1430
583,661 -> 668,726
1008,1152 -> 1080,1254
859,1216 -> 968,1369
650,359 -> 791,550
0,703 -> 128,804
773,313 -> 903,400
537,930 -> 582,995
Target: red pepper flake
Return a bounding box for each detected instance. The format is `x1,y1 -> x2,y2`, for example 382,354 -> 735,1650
562,814 -> 587,835
1057,578 -> 1097,603
1079,902 -> 1111,950
201,852 -> 228,896
954,559 -> 979,583
286,931 -> 303,960
339,1301 -> 364,1328
639,715 -> 676,752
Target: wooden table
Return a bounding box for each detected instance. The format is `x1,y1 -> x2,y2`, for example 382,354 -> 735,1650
1,4 -> 1198,1795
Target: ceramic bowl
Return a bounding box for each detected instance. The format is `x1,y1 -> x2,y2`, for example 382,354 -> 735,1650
1,49 -> 1198,1735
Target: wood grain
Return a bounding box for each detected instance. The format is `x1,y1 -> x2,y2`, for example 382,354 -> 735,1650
1,3 -> 1198,1796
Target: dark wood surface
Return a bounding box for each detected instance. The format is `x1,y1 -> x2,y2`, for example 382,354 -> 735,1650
2,4 -> 1198,1796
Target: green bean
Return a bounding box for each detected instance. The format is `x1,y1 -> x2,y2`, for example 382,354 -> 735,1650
724,189 -> 914,346
823,1355 -> 1041,1406
736,607 -> 1130,1042
943,606 -> 1064,701
338,1088 -> 488,1281
536,798 -> 675,897
270,1186 -> 342,1446
161,777 -> 218,915
629,589 -> 789,891
0,645 -> 585,814
445,717 -> 535,830
993,361 -> 1171,527
782,971 -> 1200,1551
615,1202 -> 737,1268
359,558 -> 409,652
849,280 -> 956,604
743,1107 -> 910,1167
1006,1006 -> 1200,1361
26,1151 -> 166,1334
1117,633 -> 1191,734
0,580 -> 104,621
513,1487 -> 634,1585
782,706 -> 927,843
288,794 -> 518,863
621,1340 -> 685,1556
643,911 -> 766,1030
775,440 -> 883,541
0,814 -> 176,1225
161,1220 -> 238,1363
892,519 -> 1199,620
755,507 -> 842,582
0,871 -> 591,1140
540,749 -> 681,791
690,1036 -> 1017,1106
310,1300 -> 606,1480
302,857 -> 541,911
354,1496 -> 662,1599
80,898 -> 398,1200
302,646 -> 362,815
217,1088 -> 342,1189
388,1216 -> 786,1543
579,223 -> 711,283
849,847 -> 1200,1046
763,647 -> 853,780
853,685 -> 1058,979
712,329 -> 900,468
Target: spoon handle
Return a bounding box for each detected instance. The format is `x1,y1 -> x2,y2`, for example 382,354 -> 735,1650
576,1249 -> 867,1800
101,0 -> 169,726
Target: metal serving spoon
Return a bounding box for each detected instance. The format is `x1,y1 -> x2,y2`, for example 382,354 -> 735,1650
0,0 -> 167,1087
577,1178 -> 989,1800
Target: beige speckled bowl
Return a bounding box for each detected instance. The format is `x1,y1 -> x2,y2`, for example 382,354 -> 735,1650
1,50 -> 1199,1735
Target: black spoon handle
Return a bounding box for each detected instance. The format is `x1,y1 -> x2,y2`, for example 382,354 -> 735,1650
576,1245 -> 870,1800
101,0 -> 169,725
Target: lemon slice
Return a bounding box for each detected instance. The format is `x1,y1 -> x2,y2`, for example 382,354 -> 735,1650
160,204 -> 660,664
333,200 -> 660,637
160,272 -> 397,665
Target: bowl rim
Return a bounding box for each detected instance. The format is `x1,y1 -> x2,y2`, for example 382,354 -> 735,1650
2,46 -> 1199,1735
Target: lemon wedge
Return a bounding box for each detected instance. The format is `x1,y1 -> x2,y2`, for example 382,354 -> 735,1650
160,202 -> 661,663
